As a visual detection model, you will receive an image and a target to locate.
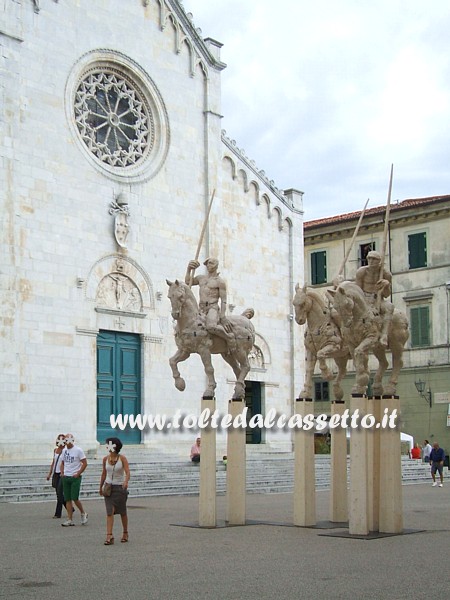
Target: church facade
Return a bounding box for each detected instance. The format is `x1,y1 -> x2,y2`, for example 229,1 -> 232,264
0,1 -> 304,459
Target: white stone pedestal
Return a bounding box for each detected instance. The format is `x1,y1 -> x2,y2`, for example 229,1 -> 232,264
199,397 -> 216,527
349,394 -> 369,535
226,398 -> 246,525
379,396 -> 403,533
367,396 -> 381,532
329,400 -> 348,523
293,398 -> 316,526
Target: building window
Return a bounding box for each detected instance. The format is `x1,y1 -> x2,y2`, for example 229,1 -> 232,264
75,70 -> 152,168
311,251 -> 327,285
408,232 -> 427,269
314,381 -> 329,401
359,242 -> 376,266
66,50 -> 170,183
410,306 -> 430,347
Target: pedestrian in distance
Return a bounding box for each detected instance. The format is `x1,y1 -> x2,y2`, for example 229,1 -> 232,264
99,437 -> 130,545
60,433 -> 88,526
422,439 -> 432,463
430,442 -> 445,487
410,443 -> 421,460
190,437 -> 201,463
46,433 -> 67,519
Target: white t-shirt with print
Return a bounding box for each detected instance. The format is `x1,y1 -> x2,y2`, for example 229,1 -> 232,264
61,445 -> 86,477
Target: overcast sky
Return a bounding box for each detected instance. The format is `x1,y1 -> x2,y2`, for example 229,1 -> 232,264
181,0 -> 450,221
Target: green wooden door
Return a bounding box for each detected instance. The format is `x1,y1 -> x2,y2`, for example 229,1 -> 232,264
245,381 -> 262,444
97,330 -> 141,444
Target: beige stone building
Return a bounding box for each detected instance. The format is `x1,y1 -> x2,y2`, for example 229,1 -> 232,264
0,1 -> 304,460
304,196 -> 450,452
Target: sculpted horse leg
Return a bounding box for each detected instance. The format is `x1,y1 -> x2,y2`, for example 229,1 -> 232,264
352,336 -> 376,395
332,355 -> 348,401
198,346 -> 217,398
300,341 -> 316,399
383,314 -> 409,396
372,345 -> 388,396
221,353 -> 240,380
169,349 -> 190,392
384,346 -> 403,396
231,348 -> 251,400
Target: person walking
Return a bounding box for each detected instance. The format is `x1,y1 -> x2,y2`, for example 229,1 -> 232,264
422,440 -> 432,463
99,437 -> 130,545
46,433 -> 67,518
430,442 -> 445,487
60,434 -> 88,526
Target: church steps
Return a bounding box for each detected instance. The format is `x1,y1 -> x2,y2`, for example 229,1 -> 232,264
0,457 -> 434,503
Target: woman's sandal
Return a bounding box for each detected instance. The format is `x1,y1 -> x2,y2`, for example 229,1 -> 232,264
121,531 -> 128,543
104,534 -> 114,545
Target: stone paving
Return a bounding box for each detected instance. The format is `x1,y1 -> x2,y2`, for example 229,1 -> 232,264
0,483 -> 448,600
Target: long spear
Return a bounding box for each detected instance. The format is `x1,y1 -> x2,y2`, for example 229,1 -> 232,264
336,197 -> 370,280
188,188 -> 216,287
377,164 -> 394,307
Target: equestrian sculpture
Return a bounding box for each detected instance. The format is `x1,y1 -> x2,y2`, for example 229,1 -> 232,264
167,258 -> 255,400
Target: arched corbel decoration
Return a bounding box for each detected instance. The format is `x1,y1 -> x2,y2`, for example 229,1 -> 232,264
272,206 -> 284,231
261,193 -> 271,218
222,155 -> 237,180
249,180 -> 260,205
237,168 -> 249,192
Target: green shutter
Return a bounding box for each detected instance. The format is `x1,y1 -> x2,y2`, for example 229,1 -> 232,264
408,232 -> 427,269
311,251 -> 327,284
410,306 -> 430,347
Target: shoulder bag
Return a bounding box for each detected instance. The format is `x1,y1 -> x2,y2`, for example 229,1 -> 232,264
102,456 -> 119,497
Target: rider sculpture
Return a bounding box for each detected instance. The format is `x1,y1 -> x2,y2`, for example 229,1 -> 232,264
354,250 -> 394,347
185,258 -> 237,352
167,258 -> 254,399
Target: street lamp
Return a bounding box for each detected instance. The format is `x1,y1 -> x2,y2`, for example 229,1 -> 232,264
414,379 -> 432,407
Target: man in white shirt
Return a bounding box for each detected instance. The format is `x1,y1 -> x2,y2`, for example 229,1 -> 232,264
60,434 -> 88,526
423,440 -> 432,463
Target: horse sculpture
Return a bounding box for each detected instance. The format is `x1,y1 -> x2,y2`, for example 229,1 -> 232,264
327,281 -> 409,396
293,283 -> 350,400
166,279 -> 255,400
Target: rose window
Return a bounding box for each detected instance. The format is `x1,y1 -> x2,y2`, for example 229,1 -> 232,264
74,71 -> 153,168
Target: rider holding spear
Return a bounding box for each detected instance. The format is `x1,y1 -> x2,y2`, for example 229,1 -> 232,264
185,190 -> 237,352
354,165 -> 395,347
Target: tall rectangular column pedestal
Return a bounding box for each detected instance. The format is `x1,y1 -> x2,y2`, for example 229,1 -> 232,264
349,394 -> 369,536
329,400 -> 348,523
367,396 -> 381,532
379,396 -> 403,533
293,398 -> 316,526
226,398 -> 246,525
199,397 -> 216,527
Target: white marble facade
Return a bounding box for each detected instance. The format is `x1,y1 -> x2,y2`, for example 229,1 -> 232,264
0,0 -> 304,459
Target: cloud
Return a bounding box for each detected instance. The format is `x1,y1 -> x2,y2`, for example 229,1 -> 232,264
182,0 -> 450,219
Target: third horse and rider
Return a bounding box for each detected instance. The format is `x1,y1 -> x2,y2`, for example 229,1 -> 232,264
294,168 -> 409,398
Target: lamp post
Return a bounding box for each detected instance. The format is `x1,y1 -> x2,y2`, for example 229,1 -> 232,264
414,379 -> 432,407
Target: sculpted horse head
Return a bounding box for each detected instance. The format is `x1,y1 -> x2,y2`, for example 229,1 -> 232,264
293,283 -> 328,326
166,279 -> 198,323
327,284 -> 357,328
292,283 -> 349,400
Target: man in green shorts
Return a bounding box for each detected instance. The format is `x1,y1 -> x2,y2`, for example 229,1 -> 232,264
60,434 -> 88,526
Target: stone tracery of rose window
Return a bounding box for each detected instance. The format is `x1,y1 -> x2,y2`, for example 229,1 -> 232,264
74,71 -> 153,168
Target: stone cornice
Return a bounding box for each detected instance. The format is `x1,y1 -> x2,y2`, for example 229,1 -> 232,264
221,131 -> 303,215
165,0 -> 227,72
